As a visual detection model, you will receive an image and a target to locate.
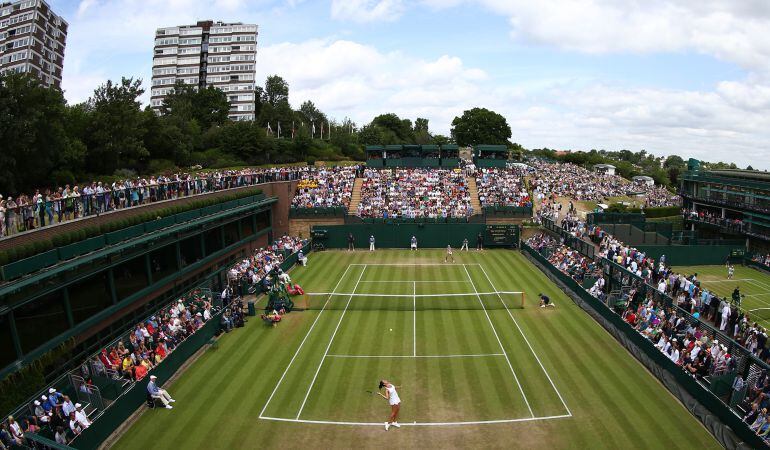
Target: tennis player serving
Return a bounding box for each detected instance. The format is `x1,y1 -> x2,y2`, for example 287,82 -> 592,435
379,379 -> 401,430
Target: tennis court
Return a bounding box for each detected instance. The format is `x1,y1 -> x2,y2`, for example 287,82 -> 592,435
259,263 -> 569,425
113,250 -> 719,449
673,264 -> 770,328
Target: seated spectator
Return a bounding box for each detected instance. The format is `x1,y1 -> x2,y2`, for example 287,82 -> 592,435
147,375 -> 175,409
74,404 -> 91,429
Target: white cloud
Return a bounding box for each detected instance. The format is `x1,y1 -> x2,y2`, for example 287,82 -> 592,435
330,0 -> 405,23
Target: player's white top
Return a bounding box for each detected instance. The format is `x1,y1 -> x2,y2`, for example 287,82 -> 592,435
386,385 -> 401,406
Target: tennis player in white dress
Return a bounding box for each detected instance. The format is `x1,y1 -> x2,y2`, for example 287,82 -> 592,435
379,380 -> 401,430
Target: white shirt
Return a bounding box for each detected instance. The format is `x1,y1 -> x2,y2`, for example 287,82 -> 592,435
75,409 -> 91,428
386,384 -> 401,406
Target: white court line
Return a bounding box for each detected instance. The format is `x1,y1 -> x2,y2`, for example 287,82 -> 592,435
260,414 -> 572,427
477,264 -> 573,417
295,265 -> 367,420
357,280 -> 471,283
413,281 -> 417,357
701,278 -> 753,283
258,264 -> 353,419
304,291 -> 523,297
462,264 -> 534,418
326,354 -> 505,358
747,278 -> 770,291
349,263 -> 481,266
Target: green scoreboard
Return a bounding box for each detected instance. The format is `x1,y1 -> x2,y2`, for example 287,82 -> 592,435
484,224 -> 520,247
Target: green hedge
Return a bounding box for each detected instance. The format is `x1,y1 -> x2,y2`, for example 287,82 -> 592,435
0,188 -> 263,267
628,205 -> 681,218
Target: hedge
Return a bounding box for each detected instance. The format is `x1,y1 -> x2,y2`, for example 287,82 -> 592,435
0,188 -> 263,267
628,205 -> 681,218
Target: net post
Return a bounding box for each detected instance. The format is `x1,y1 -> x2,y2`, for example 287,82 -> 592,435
521,291 -> 525,309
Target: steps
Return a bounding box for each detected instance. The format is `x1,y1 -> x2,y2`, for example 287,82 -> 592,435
466,177 -> 482,215
348,177 -> 364,215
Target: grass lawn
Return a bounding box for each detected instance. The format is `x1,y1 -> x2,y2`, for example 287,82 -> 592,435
113,250 -> 719,449
673,264 -> 770,329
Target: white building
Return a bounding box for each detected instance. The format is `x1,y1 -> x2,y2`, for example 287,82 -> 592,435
632,175 -> 655,186
593,164 -> 616,176
151,20 -> 258,121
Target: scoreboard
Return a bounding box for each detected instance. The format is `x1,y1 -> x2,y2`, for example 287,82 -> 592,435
484,224 -> 520,247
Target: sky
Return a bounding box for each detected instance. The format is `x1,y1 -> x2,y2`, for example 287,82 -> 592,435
48,0 -> 770,169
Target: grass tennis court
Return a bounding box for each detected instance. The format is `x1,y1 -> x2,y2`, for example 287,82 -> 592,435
113,250 -> 719,449
673,263 -> 770,329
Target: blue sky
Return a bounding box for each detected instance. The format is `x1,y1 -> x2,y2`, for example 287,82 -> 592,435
49,0 -> 770,168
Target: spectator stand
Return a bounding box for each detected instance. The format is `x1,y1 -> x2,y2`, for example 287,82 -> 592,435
420,145 -> 441,167
521,241 -> 770,449
440,144 -> 460,168
473,145 -> 510,168
365,145 -> 385,168
384,145 -> 404,168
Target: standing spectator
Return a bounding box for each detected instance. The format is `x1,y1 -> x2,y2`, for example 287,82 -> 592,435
410,236 -> 418,251
461,237 -> 469,251
348,233 -> 355,251
476,232 -> 484,251
74,404 -> 91,429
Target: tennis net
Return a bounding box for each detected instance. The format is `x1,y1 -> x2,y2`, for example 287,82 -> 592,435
293,291 -> 525,311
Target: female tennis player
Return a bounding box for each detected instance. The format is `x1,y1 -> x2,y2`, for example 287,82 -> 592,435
379,379 -> 401,430
445,245 -> 455,263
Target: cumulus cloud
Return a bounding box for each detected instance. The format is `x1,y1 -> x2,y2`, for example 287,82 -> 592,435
330,0 -> 405,23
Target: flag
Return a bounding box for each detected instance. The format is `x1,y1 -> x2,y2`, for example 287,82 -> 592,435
267,122 -> 273,135
292,121 -> 295,139
311,122 -> 316,138
277,121 -> 281,139
320,121 -> 324,139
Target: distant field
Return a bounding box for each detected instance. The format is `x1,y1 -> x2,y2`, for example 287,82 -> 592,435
673,264 -> 770,329
113,250 -> 718,449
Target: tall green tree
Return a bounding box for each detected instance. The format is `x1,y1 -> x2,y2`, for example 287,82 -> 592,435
0,73 -> 68,193
257,75 -> 294,132
85,77 -> 149,174
413,117 -> 431,144
450,107 -> 511,147
160,82 -> 230,129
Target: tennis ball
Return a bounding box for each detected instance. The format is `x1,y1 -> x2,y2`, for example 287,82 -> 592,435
389,328 -> 393,331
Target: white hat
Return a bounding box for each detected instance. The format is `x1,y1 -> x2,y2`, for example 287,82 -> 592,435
34,401 -> 40,406
49,388 -> 56,394
150,375 -> 157,380
75,403 -> 82,408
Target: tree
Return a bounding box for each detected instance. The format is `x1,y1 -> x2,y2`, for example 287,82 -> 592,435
257,76 -> 294,134
746,165 -> 754,171
86,77 -> 149,174
450,107 -> 511,147
663,154 -> 685,169
413,118 -> 431,144
264,75 -> 289,107
298,100 -> 327,126
431,134 -> 452,146
0,73 -> 68,193
160,82 -> 230,129
370,113 -> 414,143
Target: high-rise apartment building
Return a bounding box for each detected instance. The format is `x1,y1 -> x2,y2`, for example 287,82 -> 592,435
151,20 -> 258,121
0,0 -> 67,88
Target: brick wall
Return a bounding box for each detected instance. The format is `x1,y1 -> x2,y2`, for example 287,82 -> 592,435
289,218 -> 345,240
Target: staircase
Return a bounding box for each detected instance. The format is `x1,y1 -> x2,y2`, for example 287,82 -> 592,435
348,178 -> 364,215
466,177 -> 482,215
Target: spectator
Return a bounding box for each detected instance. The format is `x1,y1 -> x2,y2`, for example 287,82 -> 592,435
147,375 -> 175,409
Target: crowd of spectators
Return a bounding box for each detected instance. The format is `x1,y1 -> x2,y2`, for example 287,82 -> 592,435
685,208 -> 745,232
754,254 -> 770,269
527,207 -> 770,433
0,167 -> 308,238
357,168 -> 472,218
227,235 -> 307,289
290,166 -> 358,209
528,160 -> 680,208
474,167 -> 533,207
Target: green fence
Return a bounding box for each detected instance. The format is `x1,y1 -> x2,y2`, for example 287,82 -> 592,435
313,223 -> 488,249
521,243 -> 767,450
636,244 -> 744,266
483,205 -> 533,218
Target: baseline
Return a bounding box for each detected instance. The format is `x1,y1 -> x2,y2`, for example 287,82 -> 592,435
326,353 -> 505,358
259,414 -> 572,427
